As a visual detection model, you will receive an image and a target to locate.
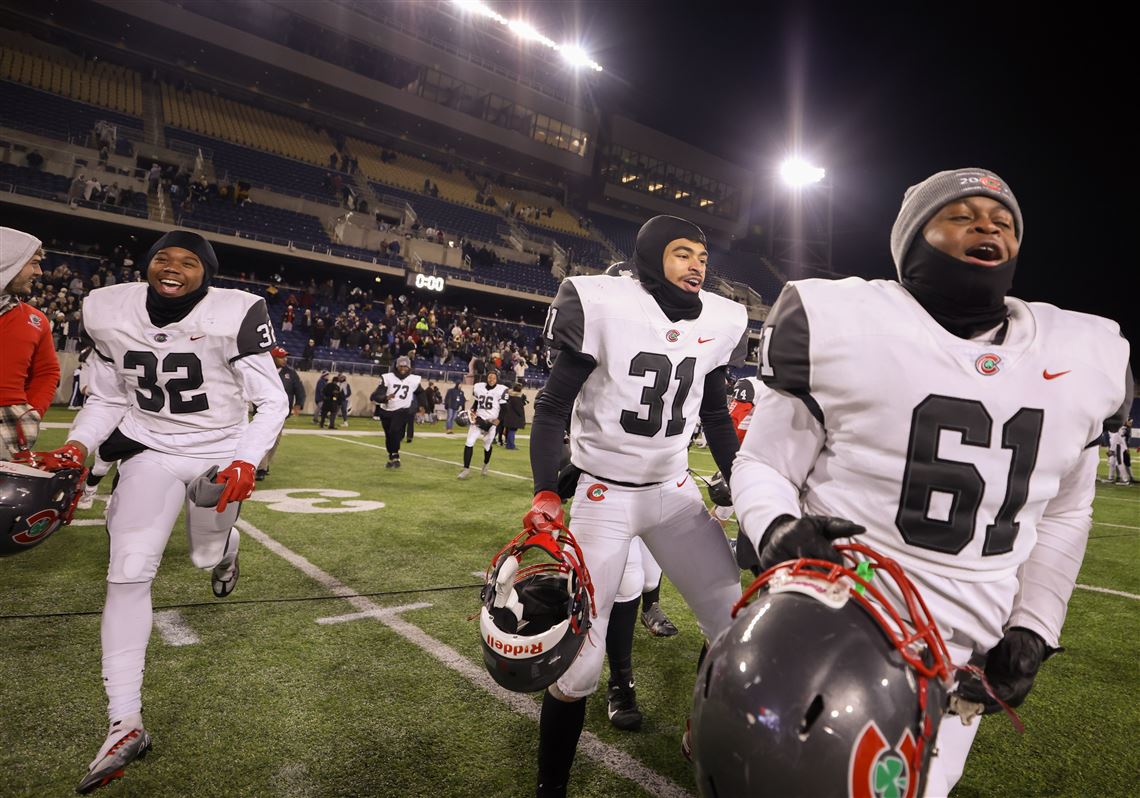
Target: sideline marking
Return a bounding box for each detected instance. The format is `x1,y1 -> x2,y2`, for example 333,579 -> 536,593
1075,584 -> 1140,601
236,518 -> 693,798
326,436 -> 531,481
153,610 -> 201,646
316,603 -> 431,625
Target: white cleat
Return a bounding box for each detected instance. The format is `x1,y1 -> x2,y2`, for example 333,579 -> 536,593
481,464 -> 490,477
457,468 -> 471,480
76,716 -> 151,794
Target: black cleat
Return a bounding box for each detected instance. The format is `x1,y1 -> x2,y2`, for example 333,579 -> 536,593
606,677 -> 643,731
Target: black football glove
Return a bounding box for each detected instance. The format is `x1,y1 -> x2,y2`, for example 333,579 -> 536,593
706,471 -> 733,507
756,513 -> 865,572
954,627 -> 1057,714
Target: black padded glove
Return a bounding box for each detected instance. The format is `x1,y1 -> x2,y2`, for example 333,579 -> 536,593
955,627 -> 1056,714
756,514 -> 865,572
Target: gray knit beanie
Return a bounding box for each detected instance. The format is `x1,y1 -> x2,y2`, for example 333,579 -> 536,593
890,168 -> 1023,275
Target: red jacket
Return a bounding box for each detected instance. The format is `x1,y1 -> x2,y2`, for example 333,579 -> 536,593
0,303 -> 61,415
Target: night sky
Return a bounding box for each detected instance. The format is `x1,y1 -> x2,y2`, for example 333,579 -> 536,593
529,0 -> 1131,358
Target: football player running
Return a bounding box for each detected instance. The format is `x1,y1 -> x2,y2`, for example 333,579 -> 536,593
374,355 -> 422,469
41,230 -> 288,793
457,368 -> 508,479
525,215 -> 749,796
731,169 -> 1132,797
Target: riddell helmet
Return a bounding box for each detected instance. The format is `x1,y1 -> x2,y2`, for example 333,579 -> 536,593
0,460 -> 87,556
479,525 -> 595,693
690,544 -> 954,798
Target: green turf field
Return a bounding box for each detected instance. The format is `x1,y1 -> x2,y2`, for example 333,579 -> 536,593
2,411 -> 1137,797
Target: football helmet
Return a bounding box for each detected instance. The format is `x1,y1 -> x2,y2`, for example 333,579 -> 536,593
456,412 -> 471,428
0,459 -> 88,556
479,524 -> 595,693
690,544 -> 953,798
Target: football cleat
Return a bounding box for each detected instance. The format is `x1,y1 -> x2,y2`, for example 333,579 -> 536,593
481,464 -> 490,477
606,677 -> 643,731
76,484 -> 99,511
641,602 -> 679,637
393,460 -> 401,469
457,468 -> 471,480
210,528 -> 240,598
76,717 -> 151,794
385,460 -> 396,469
255,469 -> 268,482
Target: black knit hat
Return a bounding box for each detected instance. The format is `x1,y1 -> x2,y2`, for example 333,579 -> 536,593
144,230 -> 218,280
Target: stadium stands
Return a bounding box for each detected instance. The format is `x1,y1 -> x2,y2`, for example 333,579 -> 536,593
0,79 -> 142,146
588,213 -> 640,260
350,137 -> 481,207
181,202 -> 331,246
162,85 -> 335,168
165,128 -> 342,203
0,45 -> 142,117
370,182 -> 504,244
515,221 -> 610,268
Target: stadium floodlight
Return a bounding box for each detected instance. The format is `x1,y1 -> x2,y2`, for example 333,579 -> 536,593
779,158 -> 826,187
508,19 -> 556,47
450,0 -> 603,71
557,44 -> 604,72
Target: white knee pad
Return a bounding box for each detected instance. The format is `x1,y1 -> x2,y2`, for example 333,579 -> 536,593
108,542 -> 163,583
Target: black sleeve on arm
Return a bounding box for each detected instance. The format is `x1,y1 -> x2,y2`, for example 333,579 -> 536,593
1092,362 -> 1135,447
700,366 -> 739,480
531,350 -> 595,494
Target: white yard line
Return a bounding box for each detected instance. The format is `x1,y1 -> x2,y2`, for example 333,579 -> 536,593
236,517 -> 694,798
1092,522 -> 1139,531
326,436 -> 532,481
152,609 -> 201,646
1075,584 -> 1140,601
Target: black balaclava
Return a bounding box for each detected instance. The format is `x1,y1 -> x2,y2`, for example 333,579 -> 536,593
143,230 -> 218,327
901,237 -> 1017,339
890,168 -> 1023,340
632,215 -> 707,322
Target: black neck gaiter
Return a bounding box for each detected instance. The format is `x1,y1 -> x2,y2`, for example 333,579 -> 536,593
146,281 -> 209,327
901,237 -> 1016,339
633,216 -> 705,322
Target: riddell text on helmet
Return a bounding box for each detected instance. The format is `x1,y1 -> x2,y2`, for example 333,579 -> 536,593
486,633 -> 544,658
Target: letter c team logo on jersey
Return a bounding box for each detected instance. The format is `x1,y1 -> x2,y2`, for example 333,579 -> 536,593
586,483 -> 607,501
975,353 -> 1001,376
665,329 -> 680,343
848,721 -> 918,798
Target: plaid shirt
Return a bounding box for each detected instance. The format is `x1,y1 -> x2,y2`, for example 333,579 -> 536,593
0,403 -> 40,459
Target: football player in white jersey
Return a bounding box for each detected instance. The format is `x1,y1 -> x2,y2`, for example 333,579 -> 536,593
37,230 -> 289,793
522,215 -> 749,796
457,368 -> 508,478
373,355 -> 422,469
730,169 -> 1132,796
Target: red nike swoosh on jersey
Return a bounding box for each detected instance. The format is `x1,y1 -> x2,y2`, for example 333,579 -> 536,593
1043,369 -> 1071,380
190,335 -> 206,341
676,475 -> 689,487
697,337 -> 715,344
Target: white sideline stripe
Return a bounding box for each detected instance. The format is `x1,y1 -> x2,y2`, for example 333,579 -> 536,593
326,436 -> 531,481
1075,584 -> 1140,601
316,604 -> 431,625
236,518 -> 693,798
1093,522 -> 1140,531
153,610 -> 201,646
70,518 -> 107,527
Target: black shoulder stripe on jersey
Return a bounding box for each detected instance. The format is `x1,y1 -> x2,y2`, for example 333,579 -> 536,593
93,346 -> 114,363
763,284 -> 824,425
729,327 -> 750,368
235,299 -> 275,359
546,280 -> 587,355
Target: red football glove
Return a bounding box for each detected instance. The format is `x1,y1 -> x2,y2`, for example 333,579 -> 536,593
523,490 -> 564,536
33,443 -> 87,472
214,460 -> 257,513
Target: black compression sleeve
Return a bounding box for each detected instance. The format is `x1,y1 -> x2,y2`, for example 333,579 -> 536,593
700,367 -> 740,480
531,350 -> 595,494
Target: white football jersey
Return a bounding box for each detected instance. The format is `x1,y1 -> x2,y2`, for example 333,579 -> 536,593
74,282 -> 281,458
545,274 -> 749,483
380,373 -> 422,411
745,278 -> 1130,584
472,381 -> 509,422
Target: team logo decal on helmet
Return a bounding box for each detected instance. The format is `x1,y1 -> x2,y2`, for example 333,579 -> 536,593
586,483 -> 607,502
689,544 -> 954,798
975,353 -> 1001,375
1,460 -> 88,556
849,721 -> 918,798
479,523 -> 596,692
665,329 -> 681,343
